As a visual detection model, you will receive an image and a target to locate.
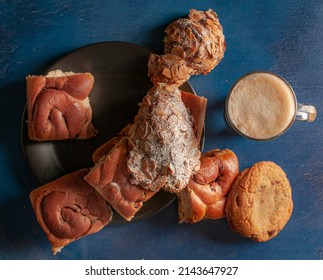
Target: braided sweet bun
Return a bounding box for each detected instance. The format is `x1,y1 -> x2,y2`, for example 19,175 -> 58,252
177,149 -> 239,223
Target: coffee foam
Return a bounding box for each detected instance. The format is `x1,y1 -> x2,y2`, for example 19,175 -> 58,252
227,72 -> 296,140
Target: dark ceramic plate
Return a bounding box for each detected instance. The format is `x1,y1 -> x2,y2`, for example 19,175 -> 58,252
21,41 -> 198,223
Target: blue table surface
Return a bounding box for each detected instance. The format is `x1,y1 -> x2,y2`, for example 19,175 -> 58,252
0,0 -> 322,260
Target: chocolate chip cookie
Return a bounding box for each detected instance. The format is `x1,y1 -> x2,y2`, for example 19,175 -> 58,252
225,161 -> 293,242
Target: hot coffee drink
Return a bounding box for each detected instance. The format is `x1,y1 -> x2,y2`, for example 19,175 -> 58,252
225,72 -> 297,140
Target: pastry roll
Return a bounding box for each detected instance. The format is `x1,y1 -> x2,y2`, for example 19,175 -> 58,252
177,149 -> 239,223
29,169 -> 113,254
26,70 -> 97,141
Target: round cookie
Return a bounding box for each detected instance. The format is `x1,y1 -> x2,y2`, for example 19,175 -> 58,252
225,161 -> 293,242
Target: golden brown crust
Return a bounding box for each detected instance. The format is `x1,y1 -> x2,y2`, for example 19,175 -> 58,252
225,161 -> 293,242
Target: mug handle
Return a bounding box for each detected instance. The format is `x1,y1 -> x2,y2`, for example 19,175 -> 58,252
296,103 -> 317,122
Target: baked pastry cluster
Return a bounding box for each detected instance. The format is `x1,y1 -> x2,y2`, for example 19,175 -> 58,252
82,88 -> 207,223
84,85 -> 207,221
27,8 -> 294,254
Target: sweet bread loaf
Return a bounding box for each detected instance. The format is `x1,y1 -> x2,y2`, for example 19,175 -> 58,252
29,169 -> 113,254
85,138 -> 157,221
26,70 -> 97,141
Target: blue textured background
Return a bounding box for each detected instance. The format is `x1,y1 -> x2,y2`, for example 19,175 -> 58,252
0,0 -> 322,259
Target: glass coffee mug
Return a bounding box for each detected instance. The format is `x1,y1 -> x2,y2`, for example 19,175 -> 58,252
225,71 -> 317,141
